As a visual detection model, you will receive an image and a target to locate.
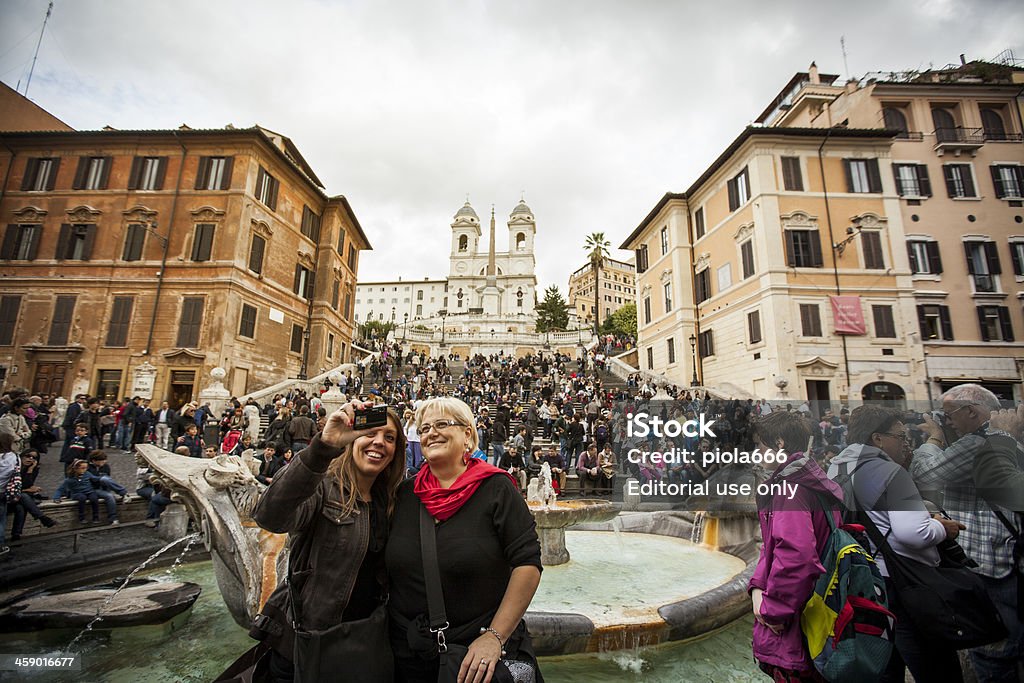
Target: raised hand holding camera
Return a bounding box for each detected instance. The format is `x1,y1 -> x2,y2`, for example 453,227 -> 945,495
320,400 -> 386,451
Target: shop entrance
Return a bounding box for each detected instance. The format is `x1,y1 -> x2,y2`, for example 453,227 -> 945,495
168,370 -> 196,409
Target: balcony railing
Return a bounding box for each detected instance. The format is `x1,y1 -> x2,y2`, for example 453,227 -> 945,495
934,126 -> 985,144
983,131 -> 1024,142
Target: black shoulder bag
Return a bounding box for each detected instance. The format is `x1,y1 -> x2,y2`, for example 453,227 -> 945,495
289,523 -> 393,682
419,504 -> 471,683
837,460 -> 1007,648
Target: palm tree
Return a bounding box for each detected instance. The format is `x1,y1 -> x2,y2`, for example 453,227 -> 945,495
584,232 -> 610,335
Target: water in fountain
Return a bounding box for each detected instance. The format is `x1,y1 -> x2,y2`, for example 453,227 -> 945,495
690,511 -> 705,545
63,532 -> 202,653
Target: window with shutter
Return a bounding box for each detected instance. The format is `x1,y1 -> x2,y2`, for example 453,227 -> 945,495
992,165 -> 1024,199
845,159 -> 881,193
301,206 -> 322,241
980,108 -> 1007,141
248,234 -> 266,274
48,296 -> 76,346
977,306 -> 1012,342
646,347 -> 654,370
1010,241 -> 1024,276
135,157 -> 167,191
727,168 -> 750,211
785,229 -> 823,268
290,324 -> 304,353
176,297 -> 204,348
695,269 -> 711,304
660,226 -> 668,255
196,156 -> 233,190
694,208 -> 705,239
239,303 -> 257,339
105,296 -> 133,347
3,224 -> 42,261
73,156 -> 110,190
698,330 -> 715,357
123,224 -> 146,261
893,164 -> 930,197
59,224 -> 95,261
191,224 -> 215,261
0,295 -> 22,345
347,245 -> 358,270
799,304 -> 822,337
917,304 -> 954,341
337,228 -> 346,254
740,240 -> 755,279
861,231 -> 885,269
781,157 -> 803,191
943,164 -> 976,198
331,279 -> 340,309
22,157 -> 59,191
748,310 -> 762,344
255,167 -> 279,210
667,338 -> 676,364
643,296 -> 651,324
872,305 -> 896,338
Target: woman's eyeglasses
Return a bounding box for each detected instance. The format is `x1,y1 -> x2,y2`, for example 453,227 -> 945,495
418,419 -> 466,435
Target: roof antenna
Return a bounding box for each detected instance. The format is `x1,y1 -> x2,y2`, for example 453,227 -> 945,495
25,1 -> 54,97
840,35 -> 850,80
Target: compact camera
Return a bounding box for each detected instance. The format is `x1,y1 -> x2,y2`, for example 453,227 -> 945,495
353,405 -> 389,430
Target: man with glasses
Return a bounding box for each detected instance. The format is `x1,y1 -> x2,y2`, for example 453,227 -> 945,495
910,384 -> 1024,681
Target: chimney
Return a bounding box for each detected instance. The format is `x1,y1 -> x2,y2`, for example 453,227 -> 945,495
809,62 -> 820,84
960,53 -> 967,65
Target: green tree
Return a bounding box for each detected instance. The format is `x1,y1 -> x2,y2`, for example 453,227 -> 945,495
360,319 -> 395,342
535,285 -> 569,332
584,232 -> 611,334
601,302 -> 637,338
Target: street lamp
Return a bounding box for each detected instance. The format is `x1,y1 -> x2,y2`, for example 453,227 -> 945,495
689,333 -> 698,387
439,310 -> 447,347
403,312 -> 408,342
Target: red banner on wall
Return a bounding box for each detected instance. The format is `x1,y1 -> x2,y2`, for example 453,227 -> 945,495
831,296 -> 866,335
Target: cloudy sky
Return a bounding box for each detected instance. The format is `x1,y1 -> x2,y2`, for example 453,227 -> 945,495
1,0 -> 1021,291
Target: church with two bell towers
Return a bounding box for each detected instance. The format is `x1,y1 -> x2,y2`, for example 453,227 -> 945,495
447,198 -> 538,317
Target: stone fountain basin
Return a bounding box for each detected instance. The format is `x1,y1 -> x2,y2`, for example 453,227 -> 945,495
527,499 -> 620,528
0,579 -> 202,632
523,511 -> 758,655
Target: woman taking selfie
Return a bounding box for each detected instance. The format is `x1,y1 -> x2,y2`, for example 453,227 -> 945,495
247,401 -> 406,682
387,397 -> 543,683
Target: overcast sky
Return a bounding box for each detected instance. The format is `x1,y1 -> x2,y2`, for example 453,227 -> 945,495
2,0 -> 1021,291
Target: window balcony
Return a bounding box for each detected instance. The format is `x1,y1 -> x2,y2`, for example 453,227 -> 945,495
933,127 -> 985,156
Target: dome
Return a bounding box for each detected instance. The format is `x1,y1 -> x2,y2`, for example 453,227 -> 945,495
510,199 -> 532,217
455,201 -> 479,221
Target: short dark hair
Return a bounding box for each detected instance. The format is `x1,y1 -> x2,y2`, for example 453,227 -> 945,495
89,450 -> 107,462
752,411 -> 811,452
847,406 -> 904,446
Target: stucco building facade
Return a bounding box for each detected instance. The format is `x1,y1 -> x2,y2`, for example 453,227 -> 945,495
0,122 -> 369,405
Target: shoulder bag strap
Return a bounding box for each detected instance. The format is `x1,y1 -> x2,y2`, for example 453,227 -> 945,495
419,502 -> 451,650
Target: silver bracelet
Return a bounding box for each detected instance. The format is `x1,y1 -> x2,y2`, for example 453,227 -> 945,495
479,626 -> 506,656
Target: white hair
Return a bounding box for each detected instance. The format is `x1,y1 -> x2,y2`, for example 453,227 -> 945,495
941,384 -> 1001,412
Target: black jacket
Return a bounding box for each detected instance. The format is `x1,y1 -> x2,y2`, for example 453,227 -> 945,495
250,437 -> 386,658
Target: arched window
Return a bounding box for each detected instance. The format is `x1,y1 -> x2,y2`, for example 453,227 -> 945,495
516,232 -> 526,250
981,108 -> 1006,140
931,108 -> 956,142
882,107 -> 908,137
458,235 -> 468,252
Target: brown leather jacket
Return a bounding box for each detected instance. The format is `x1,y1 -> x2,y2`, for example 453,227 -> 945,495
249,436 -> 383,657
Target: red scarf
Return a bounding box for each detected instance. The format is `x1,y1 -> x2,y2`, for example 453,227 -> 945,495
414,457 -> 516,521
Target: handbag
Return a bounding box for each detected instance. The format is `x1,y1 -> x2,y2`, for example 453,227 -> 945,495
859,511 -> 1007,647
4,469 -> 22,501
288,546 -> 393,682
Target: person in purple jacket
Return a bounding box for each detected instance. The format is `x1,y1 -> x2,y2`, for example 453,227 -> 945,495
748,410 -> 843,682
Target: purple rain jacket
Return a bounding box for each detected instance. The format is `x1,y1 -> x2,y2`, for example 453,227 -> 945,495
748,453 -> 844,672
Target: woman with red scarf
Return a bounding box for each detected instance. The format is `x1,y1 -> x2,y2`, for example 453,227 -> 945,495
387,397 -> 544,683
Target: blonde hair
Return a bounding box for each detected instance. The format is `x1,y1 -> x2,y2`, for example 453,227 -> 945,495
414,397 -> 478,451
326,409 -> 406,518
